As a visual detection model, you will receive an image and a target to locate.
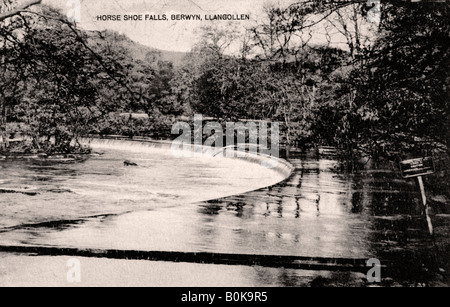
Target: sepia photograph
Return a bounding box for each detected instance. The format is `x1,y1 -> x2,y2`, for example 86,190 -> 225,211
0,0 -> 449,292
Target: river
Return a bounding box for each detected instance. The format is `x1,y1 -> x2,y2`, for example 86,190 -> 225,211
0,141 -> 448,286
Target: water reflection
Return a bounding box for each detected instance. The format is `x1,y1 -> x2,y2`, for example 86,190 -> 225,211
0,147 -> 448,286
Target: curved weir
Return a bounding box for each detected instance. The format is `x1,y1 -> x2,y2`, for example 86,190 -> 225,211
82,137 -> 294,178
1,138 -> 447,286
0,137 -> 291,232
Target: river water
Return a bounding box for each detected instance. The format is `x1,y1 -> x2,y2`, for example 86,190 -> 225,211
0,141 -> 449,286
0,142 -> 284,229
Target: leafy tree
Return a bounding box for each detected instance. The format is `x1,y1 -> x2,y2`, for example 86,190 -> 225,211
342,2 -> 450,161
0,3 -> 181,152
256,1 -> 450,164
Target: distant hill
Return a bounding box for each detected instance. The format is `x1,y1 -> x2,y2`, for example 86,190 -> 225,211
157,49 -> 189,68
84,29 -> 349,71
86,29 -> 188,68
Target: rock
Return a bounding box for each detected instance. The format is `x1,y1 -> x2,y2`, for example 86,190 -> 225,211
0,188 -> 39,196
124,160 -> 138,166
47,188 -> 73,194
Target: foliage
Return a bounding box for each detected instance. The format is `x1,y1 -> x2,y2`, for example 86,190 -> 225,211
321,3 -> 450,162
0,6 -> 178,153
1,1 -> 448,168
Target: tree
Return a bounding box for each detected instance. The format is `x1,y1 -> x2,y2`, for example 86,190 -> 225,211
253,0 -> 450,163
8,11 -> 109,152
0,0 -> 185,152
0,6 -> 158,152
351,2 -> 450,160
192,22 -> 240,58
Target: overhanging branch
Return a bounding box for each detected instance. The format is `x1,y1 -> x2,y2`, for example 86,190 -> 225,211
0,0 -> 42,22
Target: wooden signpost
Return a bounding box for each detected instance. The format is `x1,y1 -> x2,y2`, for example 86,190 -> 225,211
400,157 -> 435,235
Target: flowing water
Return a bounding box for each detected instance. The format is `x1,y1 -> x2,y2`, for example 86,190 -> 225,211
0,140 -> 285,229
0,140 -> 449,286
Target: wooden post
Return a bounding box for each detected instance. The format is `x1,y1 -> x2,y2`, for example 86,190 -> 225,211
418,175 -> 433,236
0,55 -> 8,152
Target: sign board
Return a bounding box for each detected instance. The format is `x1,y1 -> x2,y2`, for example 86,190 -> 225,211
400,157 -> 435,178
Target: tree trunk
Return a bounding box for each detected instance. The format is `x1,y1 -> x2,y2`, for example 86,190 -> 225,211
0,99 -> 8,152
0,49 -> 8,151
